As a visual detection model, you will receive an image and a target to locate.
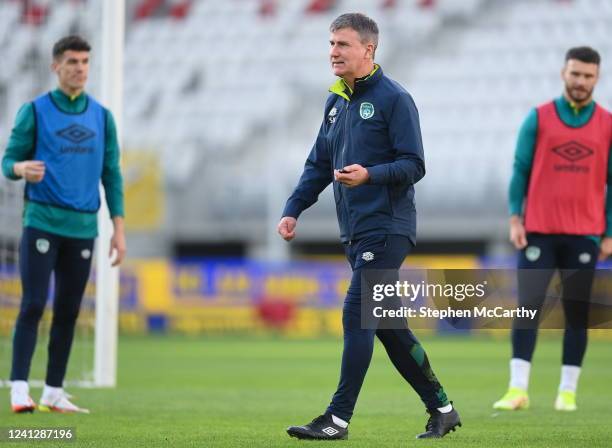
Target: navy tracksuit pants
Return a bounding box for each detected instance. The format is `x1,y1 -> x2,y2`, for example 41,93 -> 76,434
11,227 -> 94,387
326,234 -> 448,422
512,233 -> 598,367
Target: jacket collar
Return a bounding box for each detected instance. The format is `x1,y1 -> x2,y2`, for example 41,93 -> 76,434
53,88 -> 86,103
329,64 -> 383,101
557,94 -> 595,116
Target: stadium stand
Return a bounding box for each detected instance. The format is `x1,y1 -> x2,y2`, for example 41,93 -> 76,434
405,0 -> 612,236
0,0 -> 610,255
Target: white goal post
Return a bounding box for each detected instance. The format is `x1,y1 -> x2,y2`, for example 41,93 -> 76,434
94,0 -> 125,388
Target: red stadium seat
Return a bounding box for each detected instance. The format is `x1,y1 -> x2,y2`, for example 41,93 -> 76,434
134,0 -> 164,20
21,0 -> 49,26
305,0 -> 335,14
259,0 -> 276,17
418,0 -> 436,9
381,0 -> 397,9
169,0 -> 192,20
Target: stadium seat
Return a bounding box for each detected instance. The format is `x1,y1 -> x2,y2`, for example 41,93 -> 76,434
305,0 -> 336,14
134,0 -> 164,20
168,0 -> 192,19
2,0 -> 611,242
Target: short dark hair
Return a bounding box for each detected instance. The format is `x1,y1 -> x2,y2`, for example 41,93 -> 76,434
565,46 -> 600,65
52,35 -> 91,60
330,13 -> 379,50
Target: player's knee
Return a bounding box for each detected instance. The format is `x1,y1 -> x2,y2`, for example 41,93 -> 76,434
18,300 -> 46,324
565,312 -> 589,330
342,308 -> 361,331
52,306 -> 81,326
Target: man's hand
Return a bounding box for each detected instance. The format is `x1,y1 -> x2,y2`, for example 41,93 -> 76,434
278,216 -> 297,241
599,237 -> 612,261
334,164 -> 369,187
109,217 -> 126,267
509,215 -> 528,250
14,160 -> 45,183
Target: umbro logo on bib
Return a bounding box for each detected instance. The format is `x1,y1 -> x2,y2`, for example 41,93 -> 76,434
56,124 -> 95,144
552,141 -> 593,163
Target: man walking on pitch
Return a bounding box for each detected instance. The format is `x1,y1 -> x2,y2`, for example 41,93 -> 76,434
278,13 -> 460,440
2,35 -> 126,413
494,47 -> 612,412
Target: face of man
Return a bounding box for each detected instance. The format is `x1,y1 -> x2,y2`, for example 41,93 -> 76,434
52,50 -> 89,95
329,27 -> 375,83
562,59 -> 599,105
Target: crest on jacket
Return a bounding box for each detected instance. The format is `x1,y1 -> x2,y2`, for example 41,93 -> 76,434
360,102 -> 374,119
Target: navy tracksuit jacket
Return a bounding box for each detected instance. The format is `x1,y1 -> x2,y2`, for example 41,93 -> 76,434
282,66 -> 425,244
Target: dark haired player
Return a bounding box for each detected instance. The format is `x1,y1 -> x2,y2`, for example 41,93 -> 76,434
494,46 -> 612,412
2,35 -> 125,413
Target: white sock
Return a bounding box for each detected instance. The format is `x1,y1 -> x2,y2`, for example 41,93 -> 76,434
437,403 -> 453,413
10,380 -> 29,396
509,358 -> 531,391
559,365 -> 581,393
41,384 -> 63,402
331,414 -> 348,428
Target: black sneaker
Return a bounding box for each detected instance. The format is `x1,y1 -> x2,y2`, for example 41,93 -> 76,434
415,406 -> 461,439
287,413 -> 348,440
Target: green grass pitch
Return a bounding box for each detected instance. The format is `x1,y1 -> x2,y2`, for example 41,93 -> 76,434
2,334 -> 611,447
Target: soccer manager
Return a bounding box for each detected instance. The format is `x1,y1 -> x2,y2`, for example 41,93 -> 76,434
277,12 -> 460,441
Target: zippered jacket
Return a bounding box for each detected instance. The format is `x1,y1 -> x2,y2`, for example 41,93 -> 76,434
283,66 -> 425,244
